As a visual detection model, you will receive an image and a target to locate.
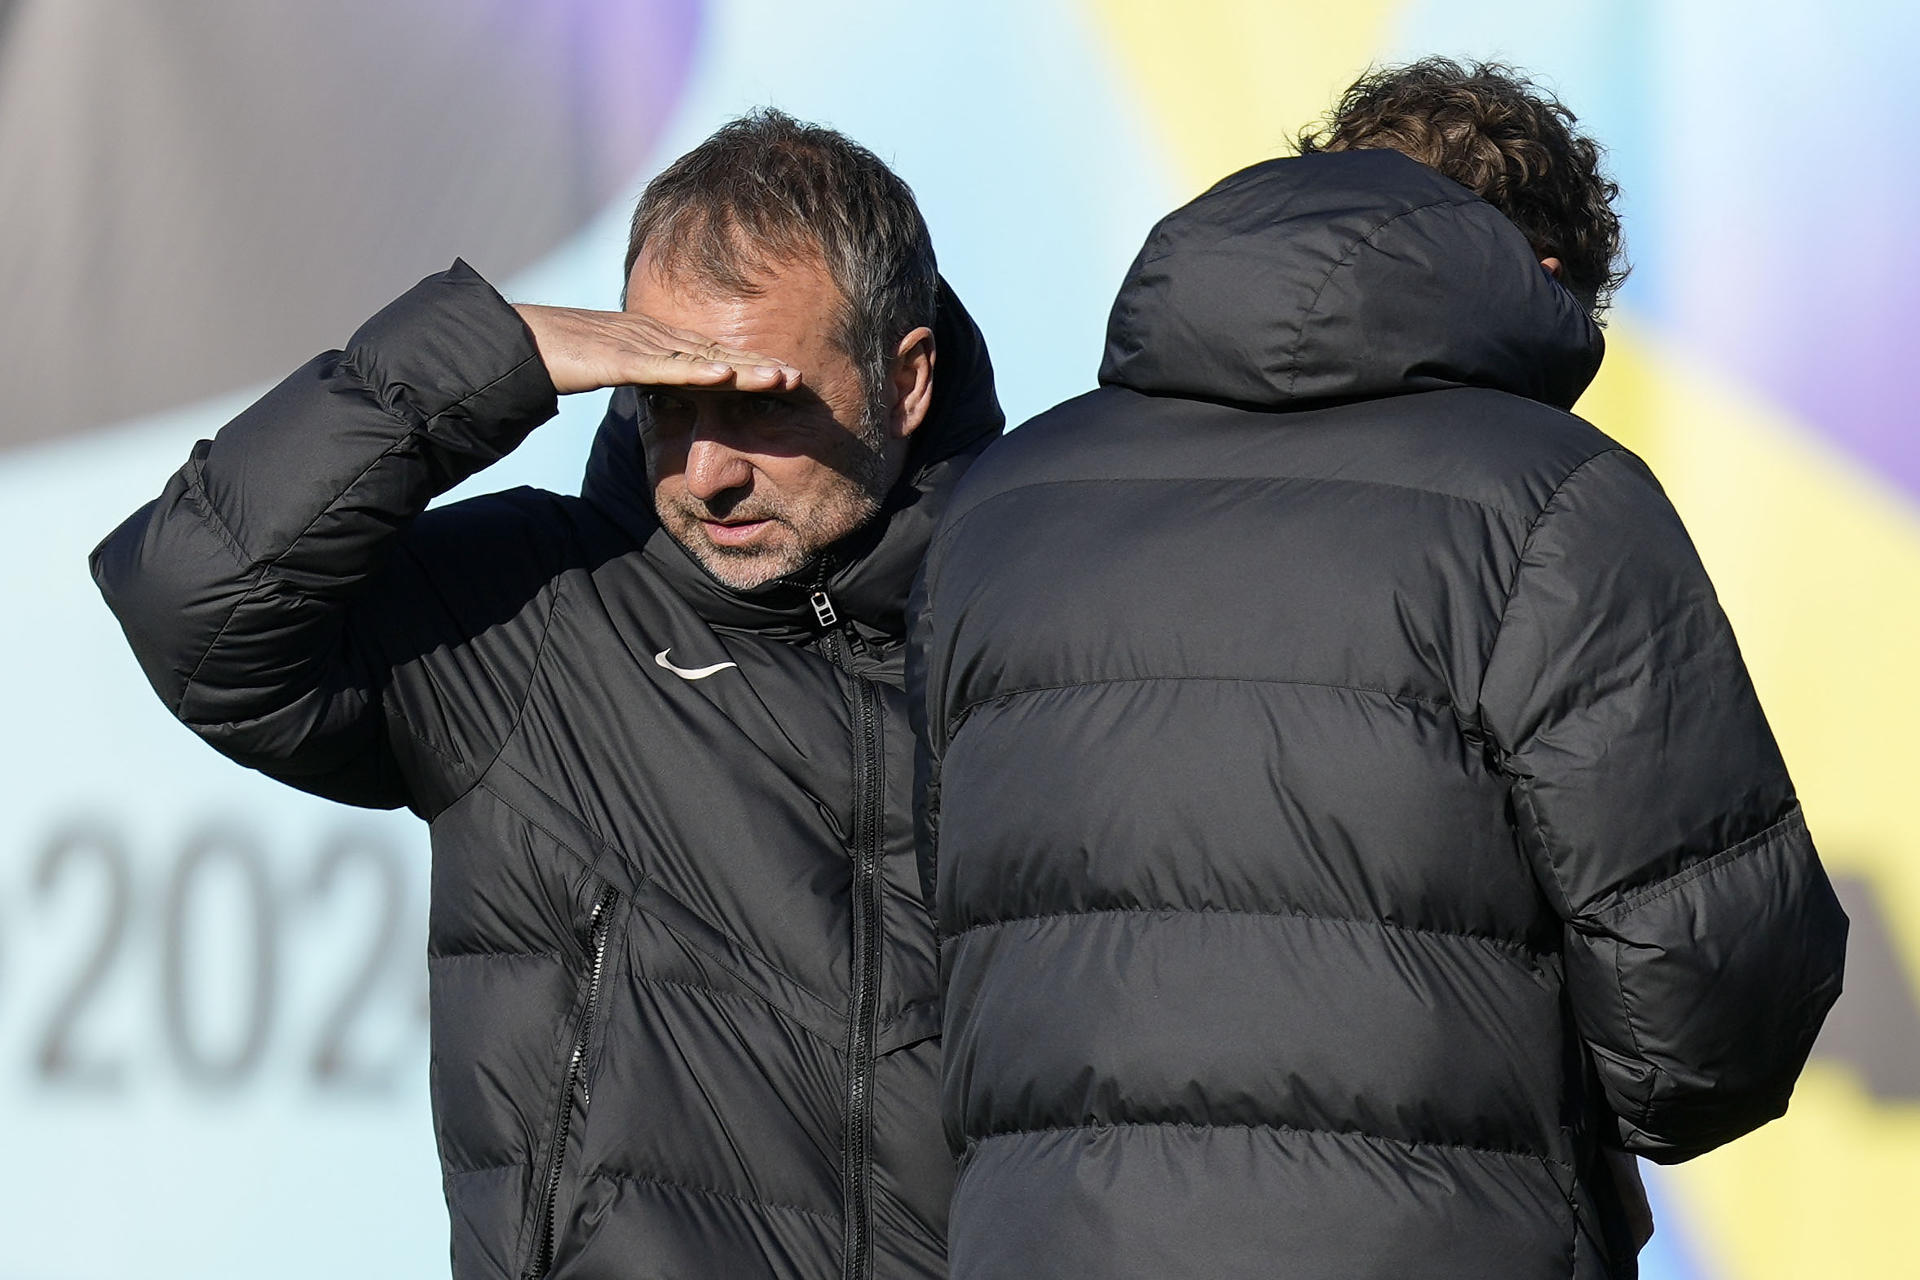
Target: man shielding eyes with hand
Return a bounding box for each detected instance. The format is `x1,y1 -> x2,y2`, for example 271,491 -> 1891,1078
94,109 -> 1002,1280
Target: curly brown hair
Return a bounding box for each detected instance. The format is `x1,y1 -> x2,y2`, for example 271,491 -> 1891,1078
1297,58 -> 1627,317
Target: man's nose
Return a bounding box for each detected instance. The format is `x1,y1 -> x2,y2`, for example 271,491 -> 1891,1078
683,434 -> 754,501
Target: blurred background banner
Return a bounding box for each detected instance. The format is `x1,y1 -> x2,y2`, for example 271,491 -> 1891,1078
0,0 -> 1911,1275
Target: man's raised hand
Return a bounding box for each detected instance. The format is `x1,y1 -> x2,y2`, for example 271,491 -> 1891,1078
514,304 -> 800,395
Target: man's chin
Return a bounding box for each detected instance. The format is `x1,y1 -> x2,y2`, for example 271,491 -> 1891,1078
677,528 -> 808,591
696,554 -> 798,591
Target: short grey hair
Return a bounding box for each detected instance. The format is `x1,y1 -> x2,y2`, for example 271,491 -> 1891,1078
624,109 -> 938,427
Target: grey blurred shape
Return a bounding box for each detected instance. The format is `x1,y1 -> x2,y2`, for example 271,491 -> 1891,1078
1812,872 -> 1920,1101
0,0 -> 700,450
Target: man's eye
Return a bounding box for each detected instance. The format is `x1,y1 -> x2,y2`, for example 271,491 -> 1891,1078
642,392 -> 691,423
744,395 -> 784,418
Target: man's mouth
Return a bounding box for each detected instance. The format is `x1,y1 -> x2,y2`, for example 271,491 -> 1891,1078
700,515 -> 775,548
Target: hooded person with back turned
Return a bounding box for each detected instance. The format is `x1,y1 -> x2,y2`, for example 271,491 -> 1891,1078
910,61 -> 1846,1280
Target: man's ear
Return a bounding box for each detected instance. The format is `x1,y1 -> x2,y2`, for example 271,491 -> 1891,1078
1540,256 -> 1565,281
887,326 -> 936,440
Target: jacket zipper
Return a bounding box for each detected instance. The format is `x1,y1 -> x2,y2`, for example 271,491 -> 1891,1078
526,882 -> 619,1280
842,671 -> 884,1280
810,575 -> 884,1280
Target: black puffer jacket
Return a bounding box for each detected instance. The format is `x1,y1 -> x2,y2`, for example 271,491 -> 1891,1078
92,261 -> 1003,1280
910,151 -> 1846,1280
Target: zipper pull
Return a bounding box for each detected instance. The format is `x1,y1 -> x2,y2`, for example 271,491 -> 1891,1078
809,589 -> 839,629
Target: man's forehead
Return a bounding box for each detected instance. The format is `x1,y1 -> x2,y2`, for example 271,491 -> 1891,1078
627,241 -> 837,309
626,245 -> 852,379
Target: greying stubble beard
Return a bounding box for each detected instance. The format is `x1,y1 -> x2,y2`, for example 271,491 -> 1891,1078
660,410 -> 895,592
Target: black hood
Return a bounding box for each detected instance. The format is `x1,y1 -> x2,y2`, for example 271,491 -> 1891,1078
1100,149 -> 1604,411
580,276 -> 1005,644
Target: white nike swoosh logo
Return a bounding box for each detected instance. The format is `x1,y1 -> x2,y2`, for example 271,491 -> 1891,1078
655,648 -> 739,681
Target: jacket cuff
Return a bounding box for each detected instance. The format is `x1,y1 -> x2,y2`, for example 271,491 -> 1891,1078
343,258 -> 559,454
1568,806 -> 1846,1160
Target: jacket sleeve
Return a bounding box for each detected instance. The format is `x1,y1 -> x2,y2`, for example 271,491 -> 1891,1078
1478,447 -> 1847,1162
89,260 -> 562,813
